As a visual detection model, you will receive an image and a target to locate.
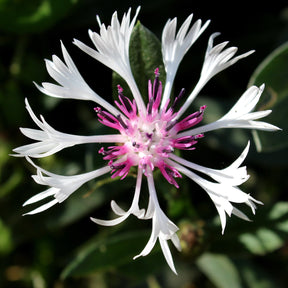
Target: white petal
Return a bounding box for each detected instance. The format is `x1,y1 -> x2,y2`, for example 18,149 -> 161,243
240,110 -> 271,120
177,35 -> 254,117
90,168 -> 145,226
36,43 -> 120,116
111,200 -> 126,215
225,187 -> 252,203
221,85 -> 264,120
159,238 -> 177,274
143,195 -> 155,219
232,207 -> 251,222
74,7 -> 145,113
23,188 -> 57,206
171,233 -> 182,251
178,84 -> 279,137
13,99 -> 126,158
176,162 -> 261,234
161,15 -> 210,108
133,228 -> 158,258
168,143 -> 250,187
215,205 -> 227,234
19,128 -> 47,141
23,199 -> 59,215
90,214 -> 129,226
24,157 -> 111,211
228,141 -> 250,169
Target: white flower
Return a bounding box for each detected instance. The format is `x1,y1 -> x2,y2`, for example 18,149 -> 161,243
14,7 -> 279,273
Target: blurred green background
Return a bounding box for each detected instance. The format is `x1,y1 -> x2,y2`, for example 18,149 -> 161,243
1,0 -> 288,287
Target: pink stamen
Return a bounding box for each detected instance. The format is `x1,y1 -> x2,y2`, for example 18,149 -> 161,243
115,88 -> 138,120
173,106 -> 206,132
157,161 -> 182,188
110,158 -> 134,180
117,84 -> 123,93
98,147 -> 105,154
97,69 -> 205,185
154,67 -> 160,77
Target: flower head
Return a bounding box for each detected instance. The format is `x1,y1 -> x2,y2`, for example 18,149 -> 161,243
14,7 -> 280,273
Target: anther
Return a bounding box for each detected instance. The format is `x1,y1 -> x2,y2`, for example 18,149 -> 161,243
118,94 -> 133,113
147,98 -> 154,115
146,133 -> 153,140
116,114 -> 128,129
95,107 -> 118,124
166,119 -> 178,131
110,163 -> 126,170
171,88 -> 185,110
162,147 -> 174,153
132,141 -> 140,148
153,68 -> 160,100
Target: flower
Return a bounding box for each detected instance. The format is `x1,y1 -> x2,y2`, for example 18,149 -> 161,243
14,7 -> 280,273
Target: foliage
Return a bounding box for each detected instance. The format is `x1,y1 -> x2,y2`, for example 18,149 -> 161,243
0,1 -> 288,287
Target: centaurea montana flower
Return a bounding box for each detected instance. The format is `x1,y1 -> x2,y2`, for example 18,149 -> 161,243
14,7 -> 280,274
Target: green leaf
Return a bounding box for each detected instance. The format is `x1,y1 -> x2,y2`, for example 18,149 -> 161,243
13,172 -> 135,246
199,256 -> 278,288
210,202 -> 288,256
196,253 -> 242,288
239,228 -> 283,255
0,218 -> 13,254
112,21 -> 165,102
0,139 -> 23,198
61,230 -> 158,278
239,202 -> 288,255
0,0 -> 78,33
237,259 -> 277,288
248,42 -> 288,152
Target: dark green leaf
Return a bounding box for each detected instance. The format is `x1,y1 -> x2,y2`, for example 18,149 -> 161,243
112,21 -> 165,102
0,218 -> 13,254
0,139 -> 23,198
61,230 -> 157,278
248,42 -> 288,152
210,202 -> 288,256
196,253 -> 242,288
0,0 -> 78,33
236,259 -> 279,288
12,171 -> 135,246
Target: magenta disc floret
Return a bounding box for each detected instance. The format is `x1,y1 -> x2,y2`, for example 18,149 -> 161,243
96,69 -> 205,186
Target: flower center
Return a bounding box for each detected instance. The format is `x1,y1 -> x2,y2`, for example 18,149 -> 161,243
96,68 -> 205,184
127,117 -> 173,166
